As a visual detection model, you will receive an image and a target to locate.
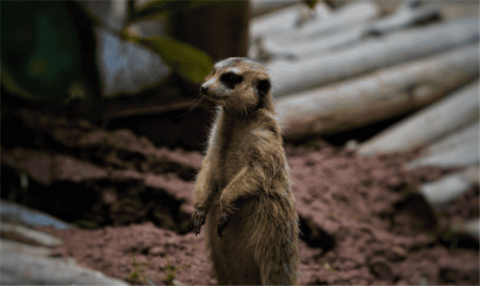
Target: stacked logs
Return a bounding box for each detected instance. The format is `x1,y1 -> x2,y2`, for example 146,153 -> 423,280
250,0 -> 479,241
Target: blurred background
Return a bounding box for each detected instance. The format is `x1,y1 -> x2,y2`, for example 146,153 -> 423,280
1,0 -> 479,285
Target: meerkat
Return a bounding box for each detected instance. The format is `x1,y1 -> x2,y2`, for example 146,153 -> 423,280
192,57 -> 299,285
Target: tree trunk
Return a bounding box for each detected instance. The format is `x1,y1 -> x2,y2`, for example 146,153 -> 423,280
173,1 -> 249,62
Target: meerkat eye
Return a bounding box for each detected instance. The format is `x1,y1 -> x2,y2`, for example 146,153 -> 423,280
220,72 -> 243,89
257,79 -> 271,97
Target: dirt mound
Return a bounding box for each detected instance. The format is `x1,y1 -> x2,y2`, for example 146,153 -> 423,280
39,143 -> 479,285
4,109 -> 478,284
41,223 -> 216,285
2,109 -> 202,232
284,142 -> 477,285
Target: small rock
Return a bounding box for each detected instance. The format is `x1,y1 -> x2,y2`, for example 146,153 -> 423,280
149,246 -> 165,256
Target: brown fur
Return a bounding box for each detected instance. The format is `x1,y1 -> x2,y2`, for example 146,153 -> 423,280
192,57 -> 299,285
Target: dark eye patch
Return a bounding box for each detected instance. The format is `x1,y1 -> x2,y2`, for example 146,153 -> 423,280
220,72 -> 243,89
257,79 -> 271,97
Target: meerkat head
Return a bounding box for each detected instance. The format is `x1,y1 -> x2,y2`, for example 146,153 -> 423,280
199,57 -> 274,114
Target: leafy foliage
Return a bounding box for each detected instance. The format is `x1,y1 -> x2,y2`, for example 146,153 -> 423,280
2,0 -> 214,102
157,252 -> 192,285
135,36 -> 213,83
2,1 -> 82,101
126,0 -> 215,83
304,0 -> 319,9
126,251 -> 192,285
128,0 -> 217,23
126,252 -> 152,284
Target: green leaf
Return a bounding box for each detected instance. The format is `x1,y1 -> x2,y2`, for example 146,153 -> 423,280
137,36 -> 213,83
129,0 -> 218,23
304,0 -> 318,9
1,1 -> 82,102
2,67 -> 37,100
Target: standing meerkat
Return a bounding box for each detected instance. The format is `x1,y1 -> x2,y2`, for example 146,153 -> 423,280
192,57 -> 299,285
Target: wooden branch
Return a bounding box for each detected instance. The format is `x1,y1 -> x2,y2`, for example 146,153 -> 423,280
451,218 -> 480,241
250,2 -> 331,38
358,80 -> 479,155
368,0 -> 440,35
266,1 -> 380,44
1,239 -> 130,285
268,17 -> 479,97
405,142 -> 478,169
249,1 -> 377,60
0,223 -> 65,246
423,121 -> 479,156
0,200 -> 72,230
419,166 -> 479,211
257,0 -> 440,59
275,45 -> 479,142
462,164 -> 480,184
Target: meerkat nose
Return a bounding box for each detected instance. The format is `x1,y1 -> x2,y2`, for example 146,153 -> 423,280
200,86 -> 209,94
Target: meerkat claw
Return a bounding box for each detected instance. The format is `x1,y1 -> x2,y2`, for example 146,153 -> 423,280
217,215 -> 231,237
193,209 -> 206,236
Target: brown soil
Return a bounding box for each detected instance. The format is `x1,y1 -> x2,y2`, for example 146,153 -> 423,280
39,144 -> 479,285
2,109 -> 478,285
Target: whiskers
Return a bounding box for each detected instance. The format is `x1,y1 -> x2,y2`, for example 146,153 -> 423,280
243,105 -> 249,123
178,96 -> 204,118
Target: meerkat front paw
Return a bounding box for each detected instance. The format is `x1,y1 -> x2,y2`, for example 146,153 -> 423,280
217,214 -> 231,237
192,208 -> 207,236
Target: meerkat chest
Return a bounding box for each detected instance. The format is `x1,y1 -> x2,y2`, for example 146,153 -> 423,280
214,121 -> 255,188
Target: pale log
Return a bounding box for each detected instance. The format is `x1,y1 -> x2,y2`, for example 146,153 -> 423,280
0,239 -> 130,285
250,2 -> 332,38
358,80 -> 479,155
268,17 -> 479,97
0,223 -> 64,247
249,1 -> 378,60
423,121 -> 479,156
451,218 -> 480,241
405,142 -> 478,169
259,0 -> 439,59
0,200 -> 72,230
368,0 -> 440,35
264,1 -> 379,44
276,45 -> 479,142
419,166 -> 479,211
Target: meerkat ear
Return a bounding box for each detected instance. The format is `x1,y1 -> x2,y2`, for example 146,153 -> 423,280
257,79 -> 271,97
